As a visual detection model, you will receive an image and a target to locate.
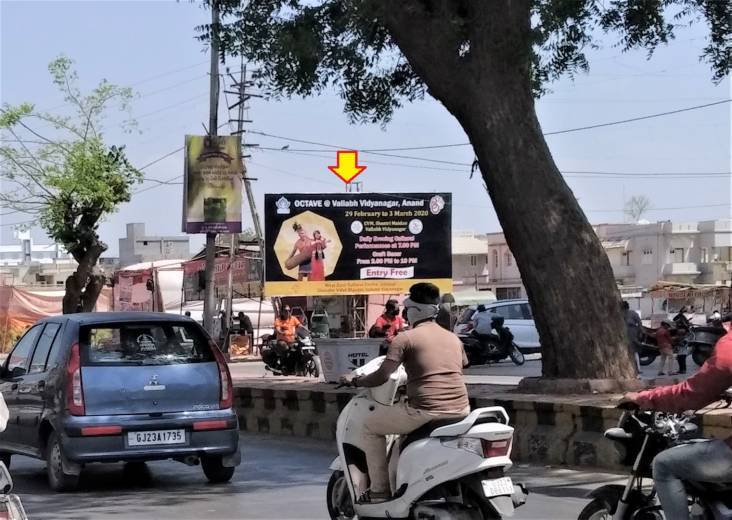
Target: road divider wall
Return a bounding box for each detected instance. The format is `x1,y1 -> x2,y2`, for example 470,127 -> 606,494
233,382 -> 732,471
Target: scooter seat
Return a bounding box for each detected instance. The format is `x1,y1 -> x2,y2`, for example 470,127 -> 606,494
401,417 -> 466,451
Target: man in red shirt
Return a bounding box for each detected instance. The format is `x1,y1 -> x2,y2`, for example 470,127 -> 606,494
370,300 -> 405,343
623,318 -> 732,520
653,320 -> 675,376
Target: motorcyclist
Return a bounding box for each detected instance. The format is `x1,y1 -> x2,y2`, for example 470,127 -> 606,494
273,305 -> 302,363
339,283 -> 470,503
621,315 -> 732,520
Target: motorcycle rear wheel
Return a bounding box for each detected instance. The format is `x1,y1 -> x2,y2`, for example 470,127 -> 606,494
639,354 -> 657,366
691,348 -> 710,367
509,343 -> 525,366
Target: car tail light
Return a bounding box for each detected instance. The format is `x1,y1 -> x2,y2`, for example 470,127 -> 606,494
481,439 -> 511,458
193,420 -> 228,431
81,426 -> 122,436
66,343 -> 85,416
210,341 -> 233,409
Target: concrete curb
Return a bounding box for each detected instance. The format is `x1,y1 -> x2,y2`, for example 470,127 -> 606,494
233,381 -> 732,471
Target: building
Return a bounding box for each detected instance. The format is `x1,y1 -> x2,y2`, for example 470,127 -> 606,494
0,235 -> 76,287
451,231 -> 490,291
118,223 -> 190,268
483,219 -> 732,300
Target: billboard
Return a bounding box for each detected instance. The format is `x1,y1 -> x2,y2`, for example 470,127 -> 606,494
264,193 -> 452,296
182,254 -> 260,302
182,135 -> 243,234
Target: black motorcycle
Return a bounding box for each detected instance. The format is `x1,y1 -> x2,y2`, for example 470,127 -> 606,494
637,324 -> 725,367
579,396 -> 732,520
459,315 -> 525,367
261,326 -> 320,378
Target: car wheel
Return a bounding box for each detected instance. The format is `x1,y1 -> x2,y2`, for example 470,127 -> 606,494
201,455 -> 235,483
46,431 -> 80,492
0,452 -> 11,469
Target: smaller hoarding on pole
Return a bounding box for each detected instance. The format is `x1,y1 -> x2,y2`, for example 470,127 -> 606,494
182,135 -> 243,234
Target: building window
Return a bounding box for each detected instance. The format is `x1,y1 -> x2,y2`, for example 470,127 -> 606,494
642,248 -> 653,265
143,241 -> 149,246
492,250 -> 498,269
496,287 -> 521,300
470,255 -> 477,266
625,251 -> 631,266
504,252 -> 513,266
701,248 -> 709,264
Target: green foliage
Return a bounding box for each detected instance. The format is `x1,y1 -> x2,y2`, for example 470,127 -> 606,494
198,0 -> 731,124
0,55 -> 141,258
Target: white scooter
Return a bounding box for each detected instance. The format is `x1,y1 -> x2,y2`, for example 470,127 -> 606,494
326,357 -> 527,519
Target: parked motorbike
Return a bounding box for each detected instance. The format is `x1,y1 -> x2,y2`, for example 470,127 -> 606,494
460,316 -> 525,367
579,395 -> 732,520
261,326 -> 320,377
686,325 -> 725,366
326,356 -> 527,520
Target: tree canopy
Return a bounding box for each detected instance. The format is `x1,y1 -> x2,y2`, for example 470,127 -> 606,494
0,56 -> 142,312
202,0 -> 731,124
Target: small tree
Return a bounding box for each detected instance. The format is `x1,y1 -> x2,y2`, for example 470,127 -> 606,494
625,195 -> 652,223
199,0 -> 731,381
0,57 -> 142,313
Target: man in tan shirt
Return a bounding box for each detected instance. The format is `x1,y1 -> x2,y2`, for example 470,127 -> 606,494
340,283 -> 470,502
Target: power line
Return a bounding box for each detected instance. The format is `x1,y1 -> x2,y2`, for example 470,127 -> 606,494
258,147 -> 730,179
250,98 -> 731,154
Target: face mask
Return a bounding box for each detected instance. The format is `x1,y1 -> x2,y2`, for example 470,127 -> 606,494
404,298 -> 439,325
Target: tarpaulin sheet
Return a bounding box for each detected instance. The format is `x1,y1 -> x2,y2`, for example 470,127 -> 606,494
0,286 -> 112,352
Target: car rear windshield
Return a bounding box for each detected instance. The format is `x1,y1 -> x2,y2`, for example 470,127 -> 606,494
80,322 -> 214,366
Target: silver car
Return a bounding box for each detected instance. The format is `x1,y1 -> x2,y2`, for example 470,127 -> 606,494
0,312 -> 240,491
454,299 -> 541,354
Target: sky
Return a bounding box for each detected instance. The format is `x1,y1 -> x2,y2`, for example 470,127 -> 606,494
1,0 -> 730,257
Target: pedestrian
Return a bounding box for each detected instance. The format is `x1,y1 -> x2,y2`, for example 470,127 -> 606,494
237,311 -> 255,355
654,320 -> 675,376
622,301 -> 642,375
217,310 -> 230,354
672,306 -> 691,375
184,311 -> 191,318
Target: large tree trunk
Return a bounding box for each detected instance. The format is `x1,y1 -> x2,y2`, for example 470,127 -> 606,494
377,0 -> 636,379
63,240 -> 107,314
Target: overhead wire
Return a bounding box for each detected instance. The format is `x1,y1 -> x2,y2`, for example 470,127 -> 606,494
249,98 -> 732,155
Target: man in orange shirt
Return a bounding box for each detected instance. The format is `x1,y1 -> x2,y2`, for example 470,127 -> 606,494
274,305 -> 301,348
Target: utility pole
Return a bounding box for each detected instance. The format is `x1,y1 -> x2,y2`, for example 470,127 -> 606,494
224,58 -> 265,344
203,0 -> 220,335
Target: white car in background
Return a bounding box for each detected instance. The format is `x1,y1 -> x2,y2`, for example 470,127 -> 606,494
454,299 -> 541,354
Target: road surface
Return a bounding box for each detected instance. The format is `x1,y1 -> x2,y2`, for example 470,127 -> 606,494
11,433 -> 624,519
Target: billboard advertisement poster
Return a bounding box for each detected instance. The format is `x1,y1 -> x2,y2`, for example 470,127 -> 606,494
264,193 -> 452,296
182,135 -> 243,234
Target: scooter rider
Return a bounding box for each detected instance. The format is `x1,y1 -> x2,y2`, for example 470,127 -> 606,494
339,283 -> 470,503
621,315 -> 732,520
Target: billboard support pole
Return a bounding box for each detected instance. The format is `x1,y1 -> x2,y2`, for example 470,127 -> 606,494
203,0 -> 220,336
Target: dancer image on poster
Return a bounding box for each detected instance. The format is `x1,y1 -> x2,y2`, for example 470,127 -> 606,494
285,222 -> 313,281
309,230 -> 332,281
